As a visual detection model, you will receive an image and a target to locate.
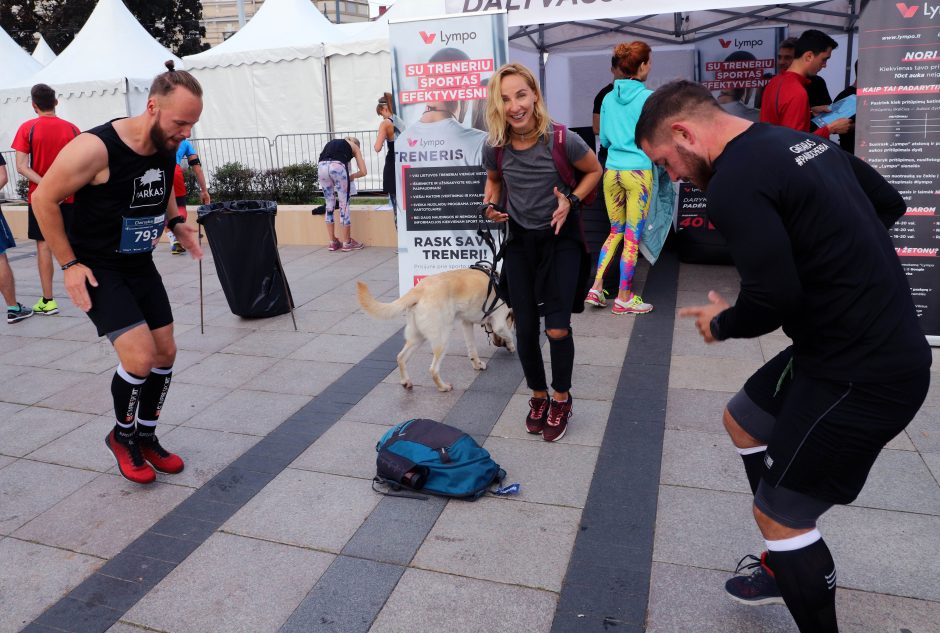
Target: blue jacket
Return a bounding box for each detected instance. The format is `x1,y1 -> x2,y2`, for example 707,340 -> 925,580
639,165 -> 676,265
599,79 -> 653,171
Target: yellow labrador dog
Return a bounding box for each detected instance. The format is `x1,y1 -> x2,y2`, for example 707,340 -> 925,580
357,269 -> 515,392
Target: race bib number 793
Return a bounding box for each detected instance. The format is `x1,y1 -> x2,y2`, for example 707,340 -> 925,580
119,214 -> 165,254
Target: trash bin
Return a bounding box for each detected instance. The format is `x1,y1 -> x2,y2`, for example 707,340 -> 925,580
196,200 -> 294,318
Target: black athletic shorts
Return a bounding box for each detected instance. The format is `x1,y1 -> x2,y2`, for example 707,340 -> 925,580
731,347 -> 930,507
28,203 -> 74,241
85,262 -> 173,340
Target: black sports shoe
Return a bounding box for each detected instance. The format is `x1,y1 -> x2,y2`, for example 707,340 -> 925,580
725,552 -> 785,606
7,302 -> 34,324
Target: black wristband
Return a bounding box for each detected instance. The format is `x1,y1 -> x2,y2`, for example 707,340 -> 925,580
61,259 -> 80,271
167,216 -> 185,231
709,315 -> 723,341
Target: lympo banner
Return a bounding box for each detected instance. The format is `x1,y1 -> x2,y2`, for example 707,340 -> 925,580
390,11 -> 508,293
697,27 -> 781,111
856,1 -> 940,345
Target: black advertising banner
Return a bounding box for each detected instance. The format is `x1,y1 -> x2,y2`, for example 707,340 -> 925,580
674,182 -> 732,264
856,2 -> 940,344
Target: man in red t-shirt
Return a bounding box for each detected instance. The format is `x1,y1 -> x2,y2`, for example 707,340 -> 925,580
759,30 -> 852,139
12,83 -> 80,316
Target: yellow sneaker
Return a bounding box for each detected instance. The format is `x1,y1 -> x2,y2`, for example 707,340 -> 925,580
32,298 -> 59,315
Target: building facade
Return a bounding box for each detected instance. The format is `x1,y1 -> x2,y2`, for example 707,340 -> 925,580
201,0 -> 370,46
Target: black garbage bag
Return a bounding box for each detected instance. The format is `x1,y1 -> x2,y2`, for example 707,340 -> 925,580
196,200 -> 294,318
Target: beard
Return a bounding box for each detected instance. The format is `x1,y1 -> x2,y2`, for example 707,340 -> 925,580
149,123 -> 179,159
676,144 -> 714,191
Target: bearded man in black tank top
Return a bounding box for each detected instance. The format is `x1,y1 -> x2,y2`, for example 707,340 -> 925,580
31,63 -> 204,485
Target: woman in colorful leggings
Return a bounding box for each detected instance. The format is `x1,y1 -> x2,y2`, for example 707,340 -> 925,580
586,41 -> 654,314
317,137 -> 367,252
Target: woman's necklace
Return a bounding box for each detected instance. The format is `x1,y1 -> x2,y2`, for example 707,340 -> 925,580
510,126 -> 537,140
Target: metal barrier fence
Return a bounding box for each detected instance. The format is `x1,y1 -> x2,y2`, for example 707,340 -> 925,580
0,130 -> 390,203
192,129 -> 387,196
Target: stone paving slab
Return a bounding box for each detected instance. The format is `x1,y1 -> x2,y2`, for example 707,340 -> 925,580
35,370 -> 114,416
0,459 -> 100,535
173,352 -> 280,389
668,355 -> 764,393
0,538 -> 102,633
291,419 -> 393,480
181,388 -> 310,436
222,469 -> 381,553
0,407 -> 94,458
368,568 -> 558,633
122,532 -> 334,633
482,436 -> 599,508
24,416 -> 132,473
12,474 -> 192,559
413,497 -> 582,592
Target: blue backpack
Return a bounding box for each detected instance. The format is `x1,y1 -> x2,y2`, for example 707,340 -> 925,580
375,419 -> 507,500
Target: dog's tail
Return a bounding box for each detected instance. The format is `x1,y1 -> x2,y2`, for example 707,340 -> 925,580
357,281 -> 419,320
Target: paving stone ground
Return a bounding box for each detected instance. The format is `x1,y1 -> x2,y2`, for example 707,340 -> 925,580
0,241 -> 936,633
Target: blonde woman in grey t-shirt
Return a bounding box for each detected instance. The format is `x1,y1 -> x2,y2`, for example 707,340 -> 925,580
482,63 -> 602,443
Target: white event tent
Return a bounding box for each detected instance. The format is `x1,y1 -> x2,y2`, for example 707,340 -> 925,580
0,25 -> 42,90
0,0 -> 181,151
31,35 -> 57,66
183,0 -> 346,140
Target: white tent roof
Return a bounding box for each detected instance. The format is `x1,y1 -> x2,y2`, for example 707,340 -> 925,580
185,0 -> 344,69
31,35 -> 56,66
3,0 -> 181,94
0,25 -> 42,88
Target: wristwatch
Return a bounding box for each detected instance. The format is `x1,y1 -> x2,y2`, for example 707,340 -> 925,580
709,315 -> 722,341
167,216 -> 186,231
565,192 -> 582,211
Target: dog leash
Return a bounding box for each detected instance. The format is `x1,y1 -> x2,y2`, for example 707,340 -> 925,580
472,203 -> 508,324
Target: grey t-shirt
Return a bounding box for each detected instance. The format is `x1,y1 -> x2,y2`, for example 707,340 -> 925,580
482,130 -> 591,230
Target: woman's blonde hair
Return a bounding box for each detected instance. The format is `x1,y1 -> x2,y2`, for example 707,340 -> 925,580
484,63 -> 552,147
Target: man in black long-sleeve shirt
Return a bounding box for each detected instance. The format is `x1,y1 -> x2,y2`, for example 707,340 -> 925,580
636,81 -> 931,633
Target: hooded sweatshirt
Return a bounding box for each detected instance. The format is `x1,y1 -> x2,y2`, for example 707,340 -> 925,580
599,78 -> 653,171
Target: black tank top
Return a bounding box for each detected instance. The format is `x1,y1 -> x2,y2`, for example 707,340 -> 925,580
319,138 -> 354,164
71,120 -> 175,271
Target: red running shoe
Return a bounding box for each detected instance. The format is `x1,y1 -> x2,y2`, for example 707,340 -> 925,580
525,396 -> 549,434
137,431 -> 185,474
106,429 -> 156,484
543,396 -> 573,442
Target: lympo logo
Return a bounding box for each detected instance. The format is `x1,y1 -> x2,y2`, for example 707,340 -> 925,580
896,3 -> 919,18
719,38 -> 732,48
419,31 -> 436,44
129,168 -> 165,208
440,31 -> 477,45
408,138 -> 419,147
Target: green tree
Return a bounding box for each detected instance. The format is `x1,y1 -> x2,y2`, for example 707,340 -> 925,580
0,0 -> 46,51
6,0 -> 208,57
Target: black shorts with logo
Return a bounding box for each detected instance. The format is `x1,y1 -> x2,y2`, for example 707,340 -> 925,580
731,347 -> 930,507
85,261 -> 173,339
28,203 -> 74,241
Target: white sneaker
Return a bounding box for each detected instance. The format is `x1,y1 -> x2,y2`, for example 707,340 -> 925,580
612,294 -> 653,314
375,204 -> 394,211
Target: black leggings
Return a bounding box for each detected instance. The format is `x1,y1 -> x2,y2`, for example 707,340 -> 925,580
503,238 -> 580,393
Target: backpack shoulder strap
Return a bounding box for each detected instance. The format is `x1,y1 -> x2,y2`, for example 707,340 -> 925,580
550,122 -> 577,191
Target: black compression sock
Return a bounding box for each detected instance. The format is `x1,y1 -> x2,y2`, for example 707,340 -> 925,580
766,536 -> 839,633
111,365 -> 147,425
738,446 -> 767,494
137,366 -> 173,422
